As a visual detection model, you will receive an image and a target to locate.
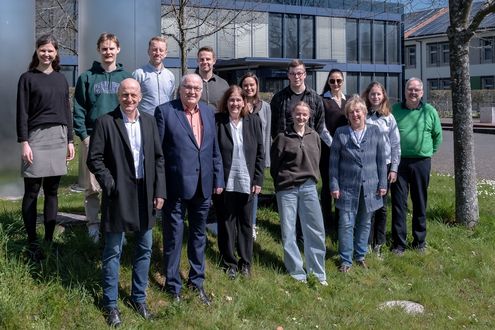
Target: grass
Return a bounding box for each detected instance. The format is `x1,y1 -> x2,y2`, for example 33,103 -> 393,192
1,165 -> 495,328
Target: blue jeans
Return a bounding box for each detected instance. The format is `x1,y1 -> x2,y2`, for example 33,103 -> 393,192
338,188 -> 372,266
102,230 -> 152,308
276,179 -> 326,282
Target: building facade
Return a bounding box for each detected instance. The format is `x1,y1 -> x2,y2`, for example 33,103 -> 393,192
404,4 -> 495,100
162,0 -> 404,101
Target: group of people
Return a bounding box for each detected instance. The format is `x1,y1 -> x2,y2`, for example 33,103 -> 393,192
16,32 -> 442,326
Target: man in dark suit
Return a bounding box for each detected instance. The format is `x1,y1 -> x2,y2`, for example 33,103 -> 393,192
154,73 -> 224,305
87,78 -> 165,326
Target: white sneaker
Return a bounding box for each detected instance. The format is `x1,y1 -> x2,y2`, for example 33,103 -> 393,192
88,224 -> 100,243
252,225 -> 257,241
320,280 -> 329,286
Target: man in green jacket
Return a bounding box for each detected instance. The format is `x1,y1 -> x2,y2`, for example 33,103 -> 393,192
391,77 -> 442,256
73,32 -> 132,243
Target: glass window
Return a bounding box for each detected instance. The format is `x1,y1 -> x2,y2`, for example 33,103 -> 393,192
217,29 -> 235,59
284,14 -> 298,58
387,74 -> 399,103
346,73 -> 358,95
359,20 -> 372,63
346,19 -> 358,63
386,22 -> 399,64
360,73 -> 373,92
481,76 -> 494,89
428,43 -> 439,66
481,38 -> 493,63
300,15 -> 314,59
374,73 -> 386,87
405,45 -> 416,68
269,13 -> 283,58
441,43 -> 450,65
373,21 -> 386,64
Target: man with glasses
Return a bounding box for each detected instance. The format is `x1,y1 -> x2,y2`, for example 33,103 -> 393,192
154,73 -> 224,305
390,77 -> 442,256
270,59 -> 325,138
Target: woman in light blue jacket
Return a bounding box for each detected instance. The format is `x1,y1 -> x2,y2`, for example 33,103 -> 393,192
330,95 -> 387,273
362,82 -> 401,257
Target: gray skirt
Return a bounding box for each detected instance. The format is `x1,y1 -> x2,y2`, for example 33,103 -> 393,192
22,124 -> 68,178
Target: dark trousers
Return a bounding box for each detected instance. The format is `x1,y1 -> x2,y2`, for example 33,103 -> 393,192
320,143 -> 339,239
391,157 -> 431,250
22,176 -> 61,243
216,191 -> 254,270
162,187 -> 210,294
368,164 -> 391,247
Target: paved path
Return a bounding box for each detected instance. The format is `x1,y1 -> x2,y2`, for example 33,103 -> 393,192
432,130 -> 495,180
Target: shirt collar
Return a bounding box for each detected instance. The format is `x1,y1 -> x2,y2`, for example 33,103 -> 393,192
120,108 -> 140,123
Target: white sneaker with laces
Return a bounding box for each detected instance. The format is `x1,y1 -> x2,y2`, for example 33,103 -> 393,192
320,280 -> 329,286
252,225 -> 257,241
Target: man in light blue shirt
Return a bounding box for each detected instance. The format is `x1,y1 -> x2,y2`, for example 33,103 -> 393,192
133,36 -> 175,115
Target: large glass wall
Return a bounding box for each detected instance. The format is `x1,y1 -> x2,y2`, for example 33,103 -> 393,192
360,20 -> 372,63
346,19 -> 400,65
347,72 -> 400,101
269,13 -> 315,58
346,19 -> 358,63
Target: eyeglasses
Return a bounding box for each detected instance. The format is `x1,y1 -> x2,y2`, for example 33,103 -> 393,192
182,85 -> 202,92
329,79 -> 343,85
288,71 -> 306,77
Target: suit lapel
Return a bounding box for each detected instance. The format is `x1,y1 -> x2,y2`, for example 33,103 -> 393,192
114,110 -> 132,153
175,105 -> 200,149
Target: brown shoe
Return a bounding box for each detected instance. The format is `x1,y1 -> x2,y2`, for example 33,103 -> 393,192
356,260 -> 368,269
339,264 -> 351,273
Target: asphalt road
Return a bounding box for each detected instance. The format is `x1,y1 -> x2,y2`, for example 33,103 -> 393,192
432,130 -> 495,180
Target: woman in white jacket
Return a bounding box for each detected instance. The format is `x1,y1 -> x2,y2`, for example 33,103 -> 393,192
362,82 -> 401,257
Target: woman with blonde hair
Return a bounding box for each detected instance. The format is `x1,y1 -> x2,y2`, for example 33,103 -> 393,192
330,95 -> 387,272
361,82 -> 401,257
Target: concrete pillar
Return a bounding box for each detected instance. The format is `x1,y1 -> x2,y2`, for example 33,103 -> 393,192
77,0 -> 161,186
0,0 -> 35,197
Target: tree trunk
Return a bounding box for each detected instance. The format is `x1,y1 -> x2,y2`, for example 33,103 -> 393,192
447,27 -> 479,228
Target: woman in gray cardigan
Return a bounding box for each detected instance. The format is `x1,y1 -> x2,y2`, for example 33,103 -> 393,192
330,95 -> 387,273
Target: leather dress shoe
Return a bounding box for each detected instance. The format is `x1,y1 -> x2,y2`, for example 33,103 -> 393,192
227,267 -> 237,280
131,301 -> 152,320
104,307 -> 122,327
240,264 -> 251,278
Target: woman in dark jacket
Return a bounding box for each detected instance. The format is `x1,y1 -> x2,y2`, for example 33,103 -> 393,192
215,85 -> 264,279
320,68 -> 351,239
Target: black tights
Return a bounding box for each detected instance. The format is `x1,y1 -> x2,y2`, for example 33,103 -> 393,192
22,176 -> 61,243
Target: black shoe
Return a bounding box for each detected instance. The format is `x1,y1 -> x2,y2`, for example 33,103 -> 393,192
171,293 -> 181,303
104,307 -> 122,327
131,301 -> 152,320
27,242 -> 45,262
391,247 -> 405,256
240,264 -> 251,278
166,291 -> 181,303
227,267 -> 237,280
191,286 -> 211,306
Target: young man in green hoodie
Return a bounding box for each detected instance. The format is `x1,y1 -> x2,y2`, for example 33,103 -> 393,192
73,32 -> 132,243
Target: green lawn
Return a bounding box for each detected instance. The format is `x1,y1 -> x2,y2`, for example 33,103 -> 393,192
1,166 -> 494,329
